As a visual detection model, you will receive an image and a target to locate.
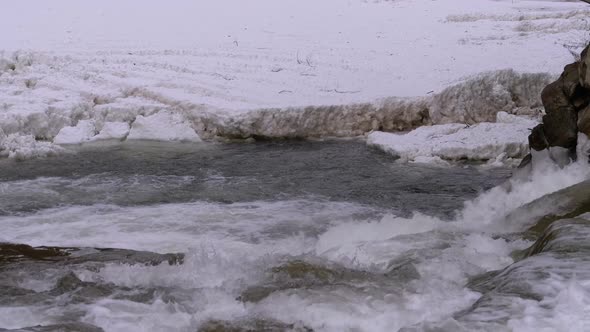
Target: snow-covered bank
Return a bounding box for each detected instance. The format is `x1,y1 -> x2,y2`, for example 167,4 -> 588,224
0,0 -> 587,159
0,69 -> 550,161
368,112 -> 539,164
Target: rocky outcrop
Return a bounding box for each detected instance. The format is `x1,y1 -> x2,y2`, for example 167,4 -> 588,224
526,44 -> 590,165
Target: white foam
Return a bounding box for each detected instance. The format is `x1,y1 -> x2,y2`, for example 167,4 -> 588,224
460,160 -> 590,232
4,161 -> 589,331
0,199 -> 375,253
0,307 -> 48,330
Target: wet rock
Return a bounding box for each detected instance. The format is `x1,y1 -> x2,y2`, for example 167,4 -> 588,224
539,65 -> 578,152
238,259 -> 412,304
504,179 -> 590,236
0,243 -> 183,269
458,216 -> 590,327
385,260 -> 421,281
577,105 -> 590,137
0,243 -> 70,266
527,124 -> 548,151
525,218 -> 590,257
63,248 -> 184,266
0,322 -> 104,332
270,260 -> 340,282
237,260 -> 341,303
198,319 -> 312,332
48,271 -> 113,303
238,259 -> 374,303
53,271 -> 84,293
580,44 -> 590,89
525,45 -> 590,167
516,153 -> 532,168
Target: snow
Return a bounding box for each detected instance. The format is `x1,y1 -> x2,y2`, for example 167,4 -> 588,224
367,112 -> 537,163
0,0 -> 587,158
0,134 -> 63,160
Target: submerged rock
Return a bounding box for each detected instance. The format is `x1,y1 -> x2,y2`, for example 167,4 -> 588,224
198,319 -> 312,332
0,322 -> 104,332
459,216 -> 590,328
238,258 -> 415,303
238,259 -> 350,303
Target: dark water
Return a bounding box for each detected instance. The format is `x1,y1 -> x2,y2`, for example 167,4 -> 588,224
0,140 -> 511,218
0,140 -> 527,332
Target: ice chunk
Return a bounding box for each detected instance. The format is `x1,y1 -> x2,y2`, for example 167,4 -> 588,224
53,120 -> 96,145
127,111 -> 201,142
367,118 -> 536,164
0,134 -> 63,160
495,111 -> 538,127
90,122 -> 130,141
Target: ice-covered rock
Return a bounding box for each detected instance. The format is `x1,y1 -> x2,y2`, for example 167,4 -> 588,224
127,111 -> 201,142
53,120 -> 96,145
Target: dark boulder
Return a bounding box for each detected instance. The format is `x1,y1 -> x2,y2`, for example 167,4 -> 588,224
526,45 -> 590,166
539,63 -> 579,153
578,105 -> 590,137
528,124 -> 548,151
580,44 -> 590,89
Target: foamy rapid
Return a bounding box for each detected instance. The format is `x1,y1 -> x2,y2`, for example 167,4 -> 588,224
2,155 -> 589,331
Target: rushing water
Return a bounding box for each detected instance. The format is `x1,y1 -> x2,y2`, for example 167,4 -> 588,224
0,140 -> 588,332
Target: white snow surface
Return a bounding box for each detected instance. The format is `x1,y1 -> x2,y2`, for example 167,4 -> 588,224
0,0 -> 588,157
367,112 -> 539,162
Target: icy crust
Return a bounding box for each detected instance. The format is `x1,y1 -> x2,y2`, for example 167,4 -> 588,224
430,70 -> 550,124
215,97 -> 430,139
367,112 -> 538,163
0,56 -> 547,149
0,68 -> 546,162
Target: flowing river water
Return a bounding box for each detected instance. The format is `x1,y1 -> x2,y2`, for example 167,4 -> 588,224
0,140 -> 589,332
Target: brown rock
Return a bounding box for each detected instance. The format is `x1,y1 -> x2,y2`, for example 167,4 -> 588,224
581,44 -> 590,89
528,124 -> 549,151
578,105 -> 590,137
535,63 -> 580,153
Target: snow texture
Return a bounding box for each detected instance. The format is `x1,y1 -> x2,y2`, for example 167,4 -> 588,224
0,134 -> 63,160
0,0 -> 587,158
